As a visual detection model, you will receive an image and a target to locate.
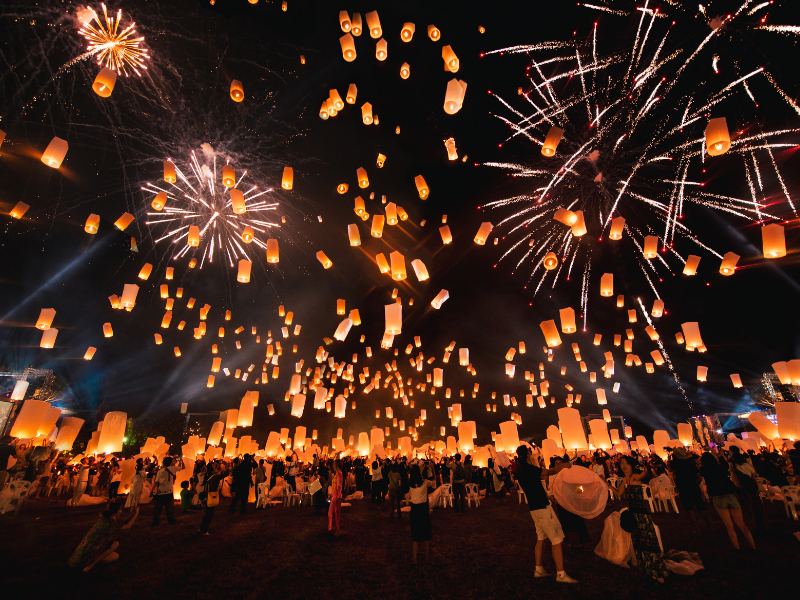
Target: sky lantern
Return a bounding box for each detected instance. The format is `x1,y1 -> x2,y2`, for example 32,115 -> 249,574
83,346 -> 97,361
114,212 -> 134,231
9,201 -> 30,219
221,165 -> 236,188
444,137 -> 458,161
543,251 -> 558,270
541,126 -> 564,157
730,373 -> 743,388
97,411 -> 127,454
439,225 -> 453,245
431,289 -> 449,309
570,210 -> 587,237
385,302 -> 402,335
643,235 -> 658,259
10,400 -> 60,439
92,67 -> 116,97
600,273 -> 613,297
361,102 -> 373,125
281,166 -> 294,190
347,223 -> 361,246
241,226 -> 254,243
559,307 -> 576,334
414,175 -> 429,199
339,10 -> 351,32
385,202 -> 397,225
39,328 -> 58,349
41,136 -> 68,168
375,253 -> 390,274
705,117 -> 730,156
696,366 -> 708,382
340,33 -> 356,62
761,223 -> 786,259
651,299 -> 664,318
120,283 -> 139,309
357,167 -> 369,188
54,417 -> 84,451
719,251 -> 739,275
187,225 -> 201,247
346,83 -> 357,104
608,216 -> 625,240
162,159 -> 177,183
589,419 -> 612,449
539,319 -> 562,348
290,394 -> 306,418
441,45 -> 459,72
350,12 -> 363,36
553,208 -> 577,226
334,318 -> 353,341
36,308 -> 56,330
558,407 -> 588,451
399,62 -> 411,79
443,78 -> 467,114
84,213 -> 100,234
237,259 -> 252,283
150,191 -> 167,211
748,412 -> 779,441
371,214 -> 385,238
427,24 -> 441,41
401,22 -> 415,42
411,259 -> 429,282
473,221 -> 493,245
375,38 -> 388,61
229,80 -> 244,103
776,402 -> 800,441
683,254 -> 701,276
389,250 -> 406,281
103,322 -> 114,338
316,251 -> 333,269
266,238 -> 279,263
677,423 -> 694,446
365,10 -> 382,38
376,153 -> 387,168
681,322 -> 704,350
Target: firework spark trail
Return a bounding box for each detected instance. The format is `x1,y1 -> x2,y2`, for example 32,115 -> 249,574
143,150 -> 281,270
636,297 -> 691,411
78,3 -> 149,76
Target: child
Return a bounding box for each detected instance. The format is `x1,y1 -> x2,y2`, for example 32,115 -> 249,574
179,480 -> 198,513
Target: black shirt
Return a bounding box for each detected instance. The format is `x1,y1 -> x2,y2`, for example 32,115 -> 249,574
516,462 -> 549,510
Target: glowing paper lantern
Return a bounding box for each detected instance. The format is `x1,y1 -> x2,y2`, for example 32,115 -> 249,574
316,251 -> 333,269
414,175 -> 429,200
748,412 -> 779,441
290,394 -> 306,418
361,103 -> 373,125
266,238 -> 280,263
589,419 -> 612,450
439,225 -> 453,245
543,252 -> 558,270
474,222 -> 493,245
92,67 -> 117,97
365,10 -> 382,38
229,80 -> 244,102
719,252 -> 739,276
570,211 -> 587,237
55,417 -> 84,451
558,407 -> 588,451
441,45 -> 459,72
163,159 -> 176,183
431,289 -> 449,309
705,117 -> 730,156
761,224 -> 786,259
600,273 -> 613,297
41,136 -> 68,168
333,318 -> 353,342
559,307 -> 576,334
677,423 -> 694,446
339,10 -> 351,32
97,411 -> 127,454
681,322 -> 705,350
541,126 -> 564,157
114,212 -> 134,231
40,328 -> 58,349
390,251 -> 406,281
10,400 -> 60,439
384,302 -> 402,335
683,254 -> 701,276
651,299 -> 664,318
375,38 -> 388,61
730,373 -> 743,388
9,201 -> 29,219
237,259 -> 252,284
10,380 -> 29,401
608,216 -> 625,240
340,33 -> 357,62
36,308 -> 56,330
84,213 -> 100,234
643,235 -> 658,259
539,320 -> 562,348
443,78 -> 467,115
411,259 -> 429,282
375,253 -> 390,274
281,166 -> 294,190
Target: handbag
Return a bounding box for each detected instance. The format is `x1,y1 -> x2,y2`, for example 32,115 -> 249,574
206,491 -> 220,507
308,478 -> 322,495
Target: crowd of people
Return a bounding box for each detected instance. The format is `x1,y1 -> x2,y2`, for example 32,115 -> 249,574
1,433 -> 799,582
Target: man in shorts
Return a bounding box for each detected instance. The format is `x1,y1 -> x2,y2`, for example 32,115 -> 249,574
515,445 -> 577,584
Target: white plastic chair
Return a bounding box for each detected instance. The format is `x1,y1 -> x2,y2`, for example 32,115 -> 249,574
653,482 -> 680,514
440,484 -> 454,508
782,486 -> 800,520
606,477 -> 620,500
255,483 -> 270,508
653,523 -> 664,553
465,483 -> 481,508
515,481 -> 527,505
283,484 -> 300,507
641,484 -> 657,513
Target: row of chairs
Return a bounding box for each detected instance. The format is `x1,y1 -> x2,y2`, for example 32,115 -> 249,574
439,483 -> 482,508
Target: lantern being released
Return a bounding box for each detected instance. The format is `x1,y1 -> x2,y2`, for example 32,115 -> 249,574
143,149 -> 282,273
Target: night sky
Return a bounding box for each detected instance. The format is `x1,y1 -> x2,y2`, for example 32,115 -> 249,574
1,0 -> 798,448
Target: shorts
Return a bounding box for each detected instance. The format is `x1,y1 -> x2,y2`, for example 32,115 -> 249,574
712,494 -> 740,510
530,505 -> 565,545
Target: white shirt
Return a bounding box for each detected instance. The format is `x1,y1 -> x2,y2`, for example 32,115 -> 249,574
409,482 -> 432,504
154,465 -> 177,495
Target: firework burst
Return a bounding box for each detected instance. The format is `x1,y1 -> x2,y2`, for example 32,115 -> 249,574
483,1 -> 798,314
77,3 -> 149,76
143,147 -> 282,270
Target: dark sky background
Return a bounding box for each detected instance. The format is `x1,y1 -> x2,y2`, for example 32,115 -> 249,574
0,0 -> 798,448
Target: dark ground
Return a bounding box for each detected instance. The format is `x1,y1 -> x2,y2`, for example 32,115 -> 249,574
1,494 -> 797,599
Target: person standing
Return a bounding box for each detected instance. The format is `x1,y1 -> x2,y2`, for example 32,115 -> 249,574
700,452 -> 756,550
199,462 -> 222,535
451,454 -> 467,512
515,445 -> 577,584
409,464 -> 434,565
108,459 -> 122,499
371,459 -> 384,503
387,463 -> 402,518
230,454 -> 254,514
151,456 -> 180,526
328,459 -> 343,535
